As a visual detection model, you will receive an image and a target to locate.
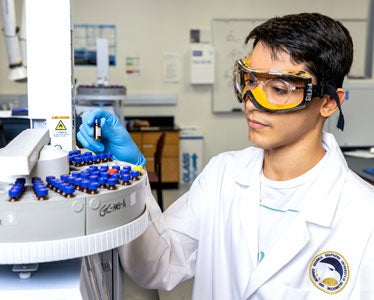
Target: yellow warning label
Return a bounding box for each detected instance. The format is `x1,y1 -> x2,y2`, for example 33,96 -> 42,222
55,120 -> 67,130
52,116 -> 70,119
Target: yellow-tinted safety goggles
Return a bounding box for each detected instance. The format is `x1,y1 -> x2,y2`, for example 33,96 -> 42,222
233,57 -> 315,113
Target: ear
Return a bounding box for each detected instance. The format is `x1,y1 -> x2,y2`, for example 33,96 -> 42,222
320,88 -> 345,118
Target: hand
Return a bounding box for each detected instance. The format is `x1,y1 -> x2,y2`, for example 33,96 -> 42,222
77,108 -> 146,167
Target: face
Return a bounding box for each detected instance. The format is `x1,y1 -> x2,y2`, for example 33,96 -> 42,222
245,42 -> 323,151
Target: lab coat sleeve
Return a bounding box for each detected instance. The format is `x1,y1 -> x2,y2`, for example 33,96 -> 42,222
118,177 -> 203,291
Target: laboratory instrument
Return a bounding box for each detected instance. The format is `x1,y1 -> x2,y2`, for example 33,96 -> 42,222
0,0 -> 150,298
0,128 -> 149,299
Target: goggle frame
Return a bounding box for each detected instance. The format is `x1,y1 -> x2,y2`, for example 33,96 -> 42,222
234,57 -> 316,113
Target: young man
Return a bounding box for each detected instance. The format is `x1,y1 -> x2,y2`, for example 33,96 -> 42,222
78,13 -> 374,299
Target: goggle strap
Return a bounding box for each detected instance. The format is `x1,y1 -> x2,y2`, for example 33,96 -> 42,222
322,84 -> 345,131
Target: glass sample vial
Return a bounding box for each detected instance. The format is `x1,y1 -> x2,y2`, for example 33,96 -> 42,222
94,118 -> 101,141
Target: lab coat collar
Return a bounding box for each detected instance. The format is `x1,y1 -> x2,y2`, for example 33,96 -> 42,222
235,132 -> 349,227
234,147 -> 264,187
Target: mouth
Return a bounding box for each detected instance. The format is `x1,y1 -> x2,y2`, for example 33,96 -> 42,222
247,117 -> 267,129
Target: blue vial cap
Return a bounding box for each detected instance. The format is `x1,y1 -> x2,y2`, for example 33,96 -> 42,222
81,179 -> 90,189
121,173 -> 131,181
89,175 -> 98,182
74,177 -> 82,186
80,171 -> 90,179
89,181 -> 99,191
99,172 -> 109,179
8,187 -> 21,198
64,185 -> 75,195
60,174 -> 69,182
54,179 -> 63,190
100,165 -> 109,172
131,170 -> 140,177
98,177 -> 107,185
91,171 -> 99,177
74,156 -> 83,163
110,174 -> 120,183
107,178 -> 117,186
67,176 -> 75,185
13,183 -> 24,190
68,149 -> 81,156
87,165 -> 98,172
34,182 -> 45,191
36,187 -> 48,197
83,155 -> 93,163
71,172 -> 81,178
46,175 -> 56,183
122,165 -> 131,173
32,177 -> 42,183
48,178 -> 56,188
60,182 -> 69,190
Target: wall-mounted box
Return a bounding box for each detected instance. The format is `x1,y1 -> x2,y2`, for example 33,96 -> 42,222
190,45 -> 215,85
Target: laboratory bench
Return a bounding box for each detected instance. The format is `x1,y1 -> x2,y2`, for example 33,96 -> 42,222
127,116 -> 180,188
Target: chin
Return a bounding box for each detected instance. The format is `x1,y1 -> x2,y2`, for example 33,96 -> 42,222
248,133 -> 266,149
248,132 -> 280,150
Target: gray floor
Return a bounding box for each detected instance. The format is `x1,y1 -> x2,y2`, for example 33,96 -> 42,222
124,186 -> 194,300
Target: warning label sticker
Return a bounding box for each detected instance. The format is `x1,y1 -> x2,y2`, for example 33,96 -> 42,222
55,120 -> 67,130
50,116 -> 71,146
49,115 -> 73,151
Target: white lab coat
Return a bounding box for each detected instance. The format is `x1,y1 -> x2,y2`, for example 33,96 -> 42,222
120,132 -> 374,299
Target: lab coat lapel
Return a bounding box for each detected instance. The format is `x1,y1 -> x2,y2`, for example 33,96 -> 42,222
243,213 -> 310,297
235,150 -> 263,273
238,181 -> 261,271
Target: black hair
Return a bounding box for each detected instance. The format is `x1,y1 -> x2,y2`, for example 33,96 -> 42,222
245,13 -> 354,88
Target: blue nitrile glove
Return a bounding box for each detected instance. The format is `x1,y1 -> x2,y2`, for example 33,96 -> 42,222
77,108 -> 146,167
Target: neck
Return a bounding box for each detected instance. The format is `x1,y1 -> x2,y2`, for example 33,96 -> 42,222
263,136 -> 326,181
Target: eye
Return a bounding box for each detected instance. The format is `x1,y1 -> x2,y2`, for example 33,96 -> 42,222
269,81 -> 289,95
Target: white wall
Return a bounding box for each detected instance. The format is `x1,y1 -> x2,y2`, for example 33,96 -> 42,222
0,0 -> 370,164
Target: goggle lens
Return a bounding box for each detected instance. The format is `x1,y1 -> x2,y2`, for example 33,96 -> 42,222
234,58 -> 314,112
246,73 -> 306,106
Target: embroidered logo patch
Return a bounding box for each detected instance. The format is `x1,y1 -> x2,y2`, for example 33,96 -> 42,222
309,251 -> 349,294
